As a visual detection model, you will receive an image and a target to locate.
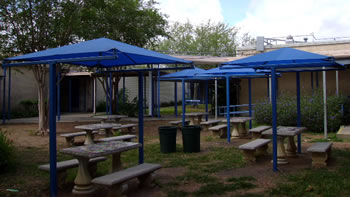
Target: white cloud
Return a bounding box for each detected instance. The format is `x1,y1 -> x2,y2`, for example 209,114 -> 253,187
156,0 -> 224,25
237,0 -> 350,40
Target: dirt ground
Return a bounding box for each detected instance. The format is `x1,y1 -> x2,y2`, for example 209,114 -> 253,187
1,120 -> 349,197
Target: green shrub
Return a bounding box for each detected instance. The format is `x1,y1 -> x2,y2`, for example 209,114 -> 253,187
254,90 -> 350,133
96,101 -> 106,112
11,99 -> 38,118
0,129 -> 15,174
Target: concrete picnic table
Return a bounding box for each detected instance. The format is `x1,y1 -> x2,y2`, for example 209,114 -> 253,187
262,126 -> 307,165
93,115 -> 128,123
61,141 -> 141,195
184,112 -> 209,125
222,117 -> 253,139
75,123 -> 118,144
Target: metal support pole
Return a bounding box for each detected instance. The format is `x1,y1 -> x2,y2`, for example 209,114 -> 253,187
93,77 -> 96,114
157,70 -> 160,117
323,69 -> 328,139
182,79 -> 186,126
174,81 -> 178,117
205,81 -> 209,121
7,67 -> 11,120
248,78 -> 252,129
109,73 -> 112,115
336,70 -> 339,96
68,78 -> 72,113
269,77 -> 272,102
123,74 -> 126,103
148,71 -> 152,116
271,68 -> 278,172
57,71 -> 61,121
226,76 -> 231,142
215,79 -> 218,120
138,72 -> 144,164
296,72 -> 301,153
2,66 -> 6,124
49,63 -> 57,197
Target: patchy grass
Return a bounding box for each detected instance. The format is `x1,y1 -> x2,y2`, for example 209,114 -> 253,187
267,149 -> 350,197
309,132 -> 345,142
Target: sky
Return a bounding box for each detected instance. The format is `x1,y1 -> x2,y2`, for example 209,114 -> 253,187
156,0 -> 350,41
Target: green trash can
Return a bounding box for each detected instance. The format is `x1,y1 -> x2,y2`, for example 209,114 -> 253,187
159,126 -> 177,153
181,125 -> 201,153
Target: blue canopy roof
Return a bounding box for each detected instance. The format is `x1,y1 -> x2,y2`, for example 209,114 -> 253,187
196,66 -> 269,78
160,67 -> 207,81
221,47 -> 343,72
5,38 -> 192,67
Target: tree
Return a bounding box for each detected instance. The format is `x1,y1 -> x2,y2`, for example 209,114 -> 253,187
77,0 -> 168,114
0,0 -> 81,135
0,0 -> 169,133
156,20 -> 239,57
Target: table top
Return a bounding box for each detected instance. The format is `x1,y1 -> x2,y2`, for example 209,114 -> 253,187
93,115 -> 128,120
61,141 -> 141,158
184,112 -> 209,116
222,117 -> 253,123
262,126 -> 307,136
75,123 -> 116,131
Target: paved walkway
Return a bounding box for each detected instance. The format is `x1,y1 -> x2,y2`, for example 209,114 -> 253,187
3,113 -> 184,124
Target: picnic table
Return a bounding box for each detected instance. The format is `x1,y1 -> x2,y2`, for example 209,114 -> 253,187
184,112 -> 209,125
61,141 -> 141,195
262,126 -> 306,164
75,123 -> 116,144
223,117 -> 253,139
93,115 -> 128,123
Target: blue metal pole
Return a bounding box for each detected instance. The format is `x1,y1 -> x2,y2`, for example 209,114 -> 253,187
182,79 -> 186,126
83,79 -> 87,112
226,76 -> 231,142
151,74 -> 154,117
2,66 -> 6,124
49,63 -> 57,197
109,73 -> 112,115
157,70 -> 160,117
271,68 -> 278,172
57,71 -> 60,121
7,67 -> 11,120
68,78 -> 72,113
123,74 -> 126,103
174,81 -> 178,117
205,81 -> 208,121
296,72 -> 301,153
248,78 -> 252,129
138,72 -> 144,164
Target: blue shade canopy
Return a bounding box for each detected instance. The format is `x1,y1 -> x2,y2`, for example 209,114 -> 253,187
196,66 -> 269,78
5,38 -> 192,67
160,67 -> 207,81
221,47 -> 344,72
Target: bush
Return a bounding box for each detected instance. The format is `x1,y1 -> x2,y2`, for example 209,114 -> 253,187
0,129 -> 15,174
11,99 -> 38,118
96,101 -> 107,112
254,90 -> 350,133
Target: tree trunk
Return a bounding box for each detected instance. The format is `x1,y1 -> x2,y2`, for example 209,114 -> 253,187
37,83 -> 49,135
112,75 -> 121,114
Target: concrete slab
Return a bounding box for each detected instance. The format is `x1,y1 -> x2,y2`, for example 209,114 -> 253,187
336,125 -> 350,139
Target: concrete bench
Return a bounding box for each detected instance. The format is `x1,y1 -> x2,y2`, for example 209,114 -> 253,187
38,157 -> 106,187
209,124 -> 227,138
95,135 -> 137,143
200,120 -> 221,132
113,124 -> 137,134
239,139 -> 271,162
60,131 -> 99,146
249,126 -> 272,139
307,142 -> 333,168
92,163 -> 161,196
